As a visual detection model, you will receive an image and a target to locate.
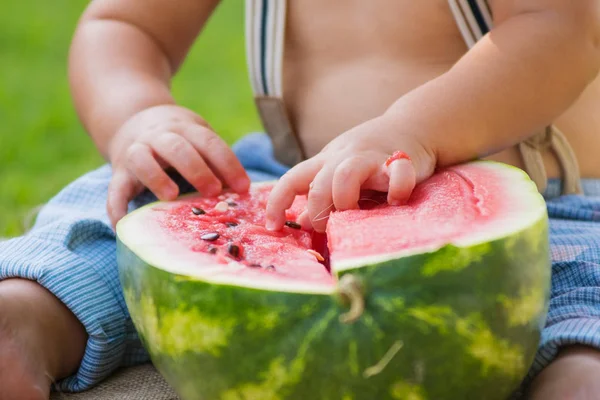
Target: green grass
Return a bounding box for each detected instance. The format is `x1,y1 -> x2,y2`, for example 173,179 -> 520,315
0,0 -> 260,237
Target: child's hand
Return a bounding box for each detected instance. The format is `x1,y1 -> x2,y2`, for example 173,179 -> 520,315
265,116 -> 436,233
107,104 -> 250,227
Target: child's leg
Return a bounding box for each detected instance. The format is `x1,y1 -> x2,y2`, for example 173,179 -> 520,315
0,165 -> 154,394
521,187 -> 600,398
0,279 -> 87,399
528,345 -> 600,399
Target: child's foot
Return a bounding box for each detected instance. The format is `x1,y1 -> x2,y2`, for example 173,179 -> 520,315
0,279 -> 87,400
527,345 -> 600,400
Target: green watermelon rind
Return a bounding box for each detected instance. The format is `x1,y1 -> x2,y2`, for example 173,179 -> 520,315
117,161 -> 546,294
117,161 -> 551,400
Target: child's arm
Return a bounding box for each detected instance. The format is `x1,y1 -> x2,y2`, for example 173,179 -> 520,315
266,0 -> 600,232
383,0 -> 600,166
69,0 -> 250,226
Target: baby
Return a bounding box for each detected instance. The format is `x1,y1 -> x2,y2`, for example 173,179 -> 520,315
1,0 -> 600,399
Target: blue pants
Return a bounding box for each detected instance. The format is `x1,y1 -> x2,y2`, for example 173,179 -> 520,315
1,133 -> 599,391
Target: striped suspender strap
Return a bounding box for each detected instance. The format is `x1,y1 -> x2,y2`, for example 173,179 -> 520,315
245,0 -> 285,98
449,0 -> 582,194
245,0 -> 305,166
448,0 -> 492,47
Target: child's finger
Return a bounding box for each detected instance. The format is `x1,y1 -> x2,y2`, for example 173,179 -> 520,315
297,209 -> 311,230
183,125 -> 250,193
107,170 -> 142,228
307,167 -> 336,233
266,158 -> 322,231
332,156 -> 380,210
125,142 -> 179,201
152,132 -> 222,197
362,171 -> 391,193
386,158 -> 416,206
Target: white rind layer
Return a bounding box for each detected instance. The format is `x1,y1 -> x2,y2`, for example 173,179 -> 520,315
333,162 -> 547,271
117,181 -> 334,294
117,161 -> 547,293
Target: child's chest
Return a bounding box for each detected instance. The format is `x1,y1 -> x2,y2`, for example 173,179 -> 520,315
285,0 -> 472,63
246,0 -> 495,159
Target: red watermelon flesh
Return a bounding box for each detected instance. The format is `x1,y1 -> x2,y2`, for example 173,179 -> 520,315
130,163 -> 535,291
145,183 -> 333,292
329,163 -> 514,265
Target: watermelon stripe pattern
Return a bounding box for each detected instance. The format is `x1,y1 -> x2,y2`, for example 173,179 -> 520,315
117,161 -> 551,400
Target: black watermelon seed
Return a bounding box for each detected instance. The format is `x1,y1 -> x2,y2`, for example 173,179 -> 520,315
225,221 -> 238,227
201,232 -> 220,241
248,263 -> 262,268
208,246 -> 218,254
265,265 -> 276,271
226,200 -> 238,207
192,207 -> 205,215
227,244 -> 240,259
285,221 -> 301,229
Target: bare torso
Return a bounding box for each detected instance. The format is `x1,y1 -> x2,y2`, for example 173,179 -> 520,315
282,0 -> 600,179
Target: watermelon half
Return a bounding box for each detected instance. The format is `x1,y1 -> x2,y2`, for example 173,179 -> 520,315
117,161 -> 550,400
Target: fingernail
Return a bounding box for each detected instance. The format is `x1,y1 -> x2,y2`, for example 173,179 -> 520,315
205,183 -> 222,197
389,199 -> 402,206
166,185 -> 179,199
297,211 -> 310,229
233,177 -> 250,193
265,219 -> 277,231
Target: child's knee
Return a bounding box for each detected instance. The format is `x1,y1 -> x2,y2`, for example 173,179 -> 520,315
0,279 -> 87,382
527,345 -> 600,400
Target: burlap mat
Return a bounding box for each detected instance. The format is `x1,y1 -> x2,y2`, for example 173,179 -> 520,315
50,364 -> 179,400
47,363 -> 525,400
